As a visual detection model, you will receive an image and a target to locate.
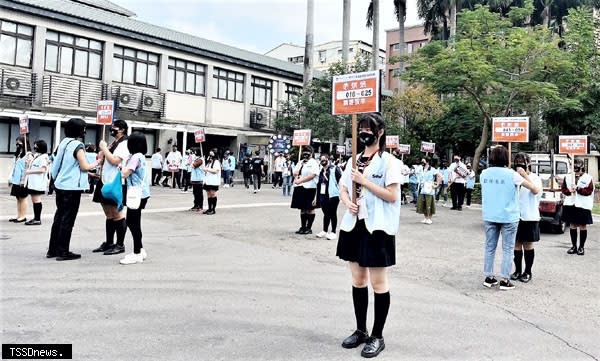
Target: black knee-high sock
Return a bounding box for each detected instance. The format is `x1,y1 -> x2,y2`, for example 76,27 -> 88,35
115,218 -> 127,247
300,213 -> 307,228
212,197 -> 217,211
106,219 -> 116,245
513,249 -> 523,274
570,228 -> 578,248
524,249 -> 535,275
371,292 -> 390,338
352,286 -> 368,332
580,230 -> 587,248
33,202 -> 42,221
207,198 -> 214,210
306,214 -> 315,230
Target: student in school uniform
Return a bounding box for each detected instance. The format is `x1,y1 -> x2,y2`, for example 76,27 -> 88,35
336,113 -> 402,358
24,140 -> 49,225
8,135 -> 30,223
561,158 -> 595,255
416,157 -> 442,225
511,153 -> 543,283
290,145 -> 320,234
202,148 -> 221,215
47,118 -> 97,261
313,153 -> 342,240
189,149 -> 205,211
119,132 -> 150,265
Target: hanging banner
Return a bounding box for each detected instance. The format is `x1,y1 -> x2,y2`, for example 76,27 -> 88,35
96,100 -> 114,125
292,129 -> 312,146
331,70 -> 381,115
336,145 -> 346,155
385,135 -> 399,149
491,117 -> 529,142
398,144 -> 411,155
558,135 -> 589,155
194,129 -> 206,143
19,115 -> 29,134
420,141 -> 435,153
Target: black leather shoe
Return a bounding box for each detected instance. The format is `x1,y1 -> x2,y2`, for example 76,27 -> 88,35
361,337 -> 385,358
519,273 -> 532,283
342,330 -> 369,349
295,227 -> 305,234
46,252 -> 57,258
577,247 -> 585,256
92,242 -> 113,253
510,271 -> 521,281
103,245 -> 125,255
567,246 -> 577,254
25,219 -> 41,226
13,218 -> 27,223
300,228 -> 312,235
56,252 -> 81,261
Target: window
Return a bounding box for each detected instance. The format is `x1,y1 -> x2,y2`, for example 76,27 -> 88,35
420,42 -> 427,48
0,20 -> 33,68
167,58 -> 206,95
391,43 -> 400,51
337,47 -> 354,54
113,45 -> 158,87
285,83 -> 302,102
379,56 -> 385,64
212,68 -> 244,102
0,119 -> 55,154
407,43 -> 414,54
251,76 -> 273,107
44,30 -> 102,79
287,56 -> 303,64
360,49 -> 371,57
318,50 -> 326,62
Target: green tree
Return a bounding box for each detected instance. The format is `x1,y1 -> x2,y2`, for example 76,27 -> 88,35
404,4 -> 575,172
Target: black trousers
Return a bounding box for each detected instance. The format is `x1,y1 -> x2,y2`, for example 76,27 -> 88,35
193,183 -> 204,208
450,182 -> 466,209
466,188 -> 473,206
48,189 -> 82,255
252,173 -> 262,190
321,196 -> 340,232
273,172 -> 283,187
181,170 -> 190,190
126,198 -> 148,254
152,168 -> 162,185
243,172 -> 252,188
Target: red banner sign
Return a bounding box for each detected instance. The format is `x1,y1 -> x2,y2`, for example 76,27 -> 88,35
96,100 -> 114,125
420,141 -> 435,153
293,129 -> 312,146
332,70 -> 381,115
558,135 -> 589,155
398,144 -> 411,155
492,117 -> 529,143
194,129 -> 206,143
19,115 -> 29,134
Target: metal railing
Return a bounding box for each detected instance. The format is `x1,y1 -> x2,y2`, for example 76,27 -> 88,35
0,67 -> 37,107
42,74 -> 107,111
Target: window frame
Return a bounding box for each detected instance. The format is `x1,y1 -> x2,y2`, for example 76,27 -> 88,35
285,83 -> 302,103
0,19 -> 34,68
167,58 -> 206,96
44,30 -> 103,79
212,68 -> 244,102
251,76 -> 273,107
113,45 -> 159,88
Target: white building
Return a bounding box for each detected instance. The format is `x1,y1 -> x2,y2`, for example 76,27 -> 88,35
1,0 -> 305,182
265,40 -> 386,71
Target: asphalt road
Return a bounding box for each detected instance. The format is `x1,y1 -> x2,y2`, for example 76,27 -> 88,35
1,184 -> 598,361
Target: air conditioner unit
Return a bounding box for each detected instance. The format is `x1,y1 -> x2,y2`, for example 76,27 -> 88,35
116,92 -> 138,110
3,73 -> 32,97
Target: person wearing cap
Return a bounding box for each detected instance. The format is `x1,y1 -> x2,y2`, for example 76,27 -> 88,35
561,158 -> 595,255
47,118 -> 97,261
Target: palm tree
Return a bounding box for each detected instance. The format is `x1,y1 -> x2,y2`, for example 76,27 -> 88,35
303,0 -> 314,90
365,0 -> 381,70
342,0 -> 351,67
394,0 -> 407,90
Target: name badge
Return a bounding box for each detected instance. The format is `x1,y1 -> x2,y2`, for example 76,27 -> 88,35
320,183 -> 326,195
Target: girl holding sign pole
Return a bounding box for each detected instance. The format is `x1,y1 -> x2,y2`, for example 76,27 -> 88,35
336,113 -> 401,358
8,136 -> 30,223
291,145 -> 320,234
561,158 -> 594,255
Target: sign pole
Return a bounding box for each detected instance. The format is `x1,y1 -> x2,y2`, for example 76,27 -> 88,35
352,114 -> 358,203
102,125 -> 106,141
298,145 -> 302,163
508,142 -> 512,168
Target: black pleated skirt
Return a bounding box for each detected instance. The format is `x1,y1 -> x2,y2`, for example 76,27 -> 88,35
336,219 -> 396,268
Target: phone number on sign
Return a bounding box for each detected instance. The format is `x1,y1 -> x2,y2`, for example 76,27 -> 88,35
336,88 -> 373,100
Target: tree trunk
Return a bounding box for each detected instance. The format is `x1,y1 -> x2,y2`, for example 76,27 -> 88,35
472,114 -> 490,175
449,1 -> 457,41
303,0 -> 314,90
339,0 -> 351,145
371,0 -> 380,71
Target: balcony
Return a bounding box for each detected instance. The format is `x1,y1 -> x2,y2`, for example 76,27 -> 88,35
0,67 -> 37,108
249,106 -> 278,130
42,74 -> 108,112
111,85 -> 165,120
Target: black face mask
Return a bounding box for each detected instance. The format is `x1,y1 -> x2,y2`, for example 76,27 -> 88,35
358,132 -> 376,147
302,153 -> 310,160
512,163 -> 526,171
320,160 -> 328,166
574,167 -> 582,173
110,129 -> 119,137
454,159 -> 459,163
34,146 -> 38,152
15,143 -> 22,149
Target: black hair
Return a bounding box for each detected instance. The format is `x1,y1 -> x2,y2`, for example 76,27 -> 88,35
34,139 -> 48,154
423,156 -> 431,164
156,147 -> 161,152
514,152 -> 529,164
127,131 -> 148,155
112,119 -> 128,131
489,145 -> 509,167
85,143 -> 96,153
358,113 -> 386,151
64,118 -> 87,138
302,145 -> 314,154
15,135 -> 31,157
255,150 -> 260,156
574,158 -> 585,171
319,153 -> 330,160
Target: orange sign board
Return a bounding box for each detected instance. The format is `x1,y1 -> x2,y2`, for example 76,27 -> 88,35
386,136 -> 399,149
292,129 -> 311,146
398,144 -> 411,155
19,115 -> 29,134
194,129 -> 206,143
332,70 -> 381,115
96,100 -> 114,125
558,135 -> 589,155
491,117 -> 529,142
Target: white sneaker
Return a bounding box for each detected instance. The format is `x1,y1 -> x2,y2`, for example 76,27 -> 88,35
425,219 -> 433,225
316,231 -> 327,238
119,252 -> 144,265
326,232 -> 337,240
253,190 -> 257,194
141,248 -> 147,260
420,219 -> 428,223
223,184 -> 229,188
